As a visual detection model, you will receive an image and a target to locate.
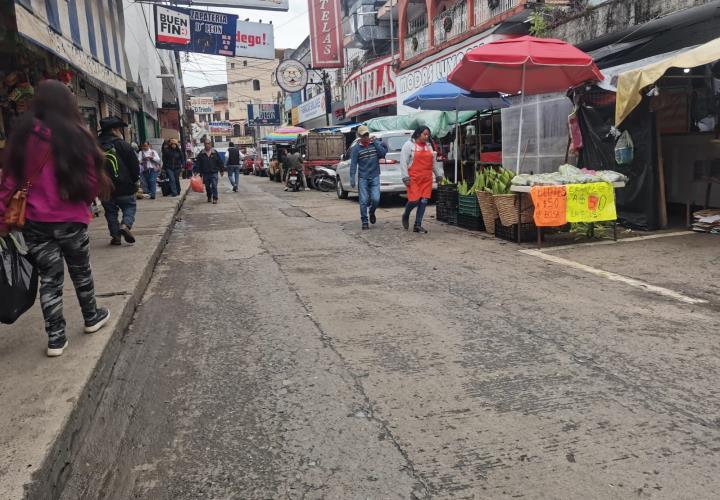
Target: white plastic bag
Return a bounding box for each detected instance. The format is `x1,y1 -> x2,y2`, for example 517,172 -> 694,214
614,130 -> 634,165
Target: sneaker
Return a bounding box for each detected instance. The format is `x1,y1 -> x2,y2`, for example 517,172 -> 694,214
362,223 -> 370,230
413,225 -> 428,234
284,187 -> 289,191
305,188 -> 311,191
47,337 -> 68,357
212,199 -> 218,204
110,236 -> 122,246
370,212 -> 377,225
85,307 -> 110,334
119,225 -> 135,244
402,214 -> 409,231
233,186 -> 238,192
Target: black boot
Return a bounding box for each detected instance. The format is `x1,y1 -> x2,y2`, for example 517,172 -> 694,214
413,225 -> 428,234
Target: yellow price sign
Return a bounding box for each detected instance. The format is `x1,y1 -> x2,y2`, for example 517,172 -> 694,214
566,182 -> 617,223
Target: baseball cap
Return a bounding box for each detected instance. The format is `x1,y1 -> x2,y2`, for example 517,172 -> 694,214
357,125 -> 370,136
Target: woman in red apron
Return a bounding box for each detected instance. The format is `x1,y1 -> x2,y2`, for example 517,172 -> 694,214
401,126 -> 444,233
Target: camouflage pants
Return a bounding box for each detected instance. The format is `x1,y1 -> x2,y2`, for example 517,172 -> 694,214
23,221 -> 98,343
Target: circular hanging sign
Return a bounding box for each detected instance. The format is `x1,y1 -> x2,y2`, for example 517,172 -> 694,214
276,59 -> 308,93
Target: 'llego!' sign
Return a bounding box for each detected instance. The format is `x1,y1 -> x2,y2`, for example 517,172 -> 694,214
307,0 -> 343,68
235,20 -> 275,60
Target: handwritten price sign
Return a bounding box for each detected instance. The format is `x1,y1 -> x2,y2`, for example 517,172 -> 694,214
566,182 -> 617,222
531,185 -> 567,227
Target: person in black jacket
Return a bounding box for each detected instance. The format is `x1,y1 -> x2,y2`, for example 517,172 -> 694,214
195,139 -> 224,203
225,142 -> 243,192
162,138 -> 184,196
98,116 -> 140,245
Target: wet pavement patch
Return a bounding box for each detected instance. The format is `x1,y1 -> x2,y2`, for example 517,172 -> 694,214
280,208 -> 309,218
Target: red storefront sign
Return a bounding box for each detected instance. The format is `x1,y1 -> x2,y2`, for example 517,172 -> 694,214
307,0 -> 343,68
344,56 -> 397,118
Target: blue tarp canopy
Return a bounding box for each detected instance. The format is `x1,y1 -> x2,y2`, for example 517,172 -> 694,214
403,78 -> 509,111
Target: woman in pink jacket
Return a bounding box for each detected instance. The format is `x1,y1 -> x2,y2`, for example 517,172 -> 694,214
0,81 -> 112,356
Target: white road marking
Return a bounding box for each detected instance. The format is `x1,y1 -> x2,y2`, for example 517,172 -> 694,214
520,249 -> 709,305
537,231 -> 693,253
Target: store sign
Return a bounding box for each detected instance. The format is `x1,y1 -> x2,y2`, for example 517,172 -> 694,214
297,93 -> 326,123
344,56 -> 397,118
247,103 -> 281,125
396,31 -> 509,113
276,59 -> 308,93
154,5 -> 237,57
235,20 -> 275,60
170,0 -> 289,11
190,97 -> 214,114
235,136 -> 255,145
291,107 -> 300,126
209,121 -> 233,135
14,7 -> 125,92
307,0 -> 343,68
158,108 -> 180,130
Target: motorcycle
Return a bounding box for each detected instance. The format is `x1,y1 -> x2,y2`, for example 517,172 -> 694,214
309,166 -> 337,192
287,166 -> 302,192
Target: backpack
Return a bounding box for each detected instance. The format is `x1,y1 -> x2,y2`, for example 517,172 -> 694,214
103,143 -> 120,180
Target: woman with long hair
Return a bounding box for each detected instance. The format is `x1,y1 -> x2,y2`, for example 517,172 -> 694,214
0,80 -> 112,357
400,126 -> 445,233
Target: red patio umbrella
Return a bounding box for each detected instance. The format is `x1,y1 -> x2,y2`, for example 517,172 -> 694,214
448,36 -> 604,172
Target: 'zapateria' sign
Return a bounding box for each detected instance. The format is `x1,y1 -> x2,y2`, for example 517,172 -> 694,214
344,56 -> 397,119
154,5 -> 237,57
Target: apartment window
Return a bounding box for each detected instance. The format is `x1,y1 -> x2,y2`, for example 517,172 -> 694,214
66,0 -> 82,46
16,0 -> 32,11
109,0 -> 122,73
213,112 -> 221,121
224,111 -> 229,120
96,0 -> 112,67
45,0 -> 61,32
230,63 -> 235,69
85,0 -> 98,58
253,79 -> 260,91
243,60 -> 248,67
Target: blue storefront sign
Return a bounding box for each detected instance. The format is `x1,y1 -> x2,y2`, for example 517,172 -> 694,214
154,5 -> 237,57
247,104 -> 281,126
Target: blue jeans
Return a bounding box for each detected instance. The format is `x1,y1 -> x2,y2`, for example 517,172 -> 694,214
358,175 -> 380,224
204,172 -> 219,200
142,169 -> 158,198
166,168 -> 180,196
403,198 -> 429,227
102,195 -> 137,237
227,166 -> 241,188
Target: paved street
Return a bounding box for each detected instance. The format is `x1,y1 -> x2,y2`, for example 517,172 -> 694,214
57,176 -> 719,500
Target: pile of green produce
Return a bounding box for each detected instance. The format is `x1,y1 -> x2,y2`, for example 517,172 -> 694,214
458,168 -> 514,195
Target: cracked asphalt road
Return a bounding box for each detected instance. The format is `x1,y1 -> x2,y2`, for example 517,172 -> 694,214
59,176 -> 720,499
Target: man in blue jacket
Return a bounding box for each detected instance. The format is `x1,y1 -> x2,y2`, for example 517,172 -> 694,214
350,126 -> 388,230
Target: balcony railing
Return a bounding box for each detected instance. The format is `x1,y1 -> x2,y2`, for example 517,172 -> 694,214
404,26 -> 429,59
475,0 -> 520,27
433,1 -> 467,46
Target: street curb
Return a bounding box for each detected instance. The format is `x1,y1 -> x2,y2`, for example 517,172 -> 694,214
23,187 -> 190,500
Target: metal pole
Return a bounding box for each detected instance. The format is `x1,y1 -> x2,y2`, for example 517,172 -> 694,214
390,0 -> 395,62
454,108 -> 459,182
515,65 -> 526,174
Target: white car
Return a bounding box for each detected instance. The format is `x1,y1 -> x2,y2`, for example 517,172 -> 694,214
335,130 -> 442,200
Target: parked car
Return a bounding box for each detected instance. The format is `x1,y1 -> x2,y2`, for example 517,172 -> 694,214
242,155 -> 255,175
335,130 -> 441,200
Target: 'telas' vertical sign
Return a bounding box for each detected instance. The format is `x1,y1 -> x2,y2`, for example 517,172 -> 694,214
307,0 -> 344,68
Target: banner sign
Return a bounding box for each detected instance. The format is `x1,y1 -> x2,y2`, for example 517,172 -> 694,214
247,103 -> 281,125
154,5 -> 237,57
344,56 -> 397,118
171,0 -> 289,12
566,182 -> 617,223
209,121 -> 233,135
235,20 -> 275,60
307,0 -> 343,68
291,107 -> 300,126
235,136 -> 255,145
530,186 -> 567,227
190,97 -> 214,114
297,93 -> 326,123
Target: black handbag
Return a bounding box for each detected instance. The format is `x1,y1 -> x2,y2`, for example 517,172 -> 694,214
0,234 -> 38,324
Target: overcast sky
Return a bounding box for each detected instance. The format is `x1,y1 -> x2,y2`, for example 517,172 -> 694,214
182,0 -> 310,88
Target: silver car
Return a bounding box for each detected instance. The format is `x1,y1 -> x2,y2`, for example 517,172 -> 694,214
335,130 -> 440,200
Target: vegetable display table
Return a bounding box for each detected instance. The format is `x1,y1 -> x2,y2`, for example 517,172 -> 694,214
511,182 -> 626,246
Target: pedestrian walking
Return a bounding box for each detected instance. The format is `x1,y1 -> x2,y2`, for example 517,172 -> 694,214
0,80 -> 111,357
196,140 -> 224,204
349,125 -> 387,230
98,116 -> 141,245
225,142 -> 243,192
162,138 -> 184,197
400,126 -> 444,234
138,141 -> 161,199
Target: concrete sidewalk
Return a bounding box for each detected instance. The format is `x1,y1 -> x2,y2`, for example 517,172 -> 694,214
0,185 -> 188,499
